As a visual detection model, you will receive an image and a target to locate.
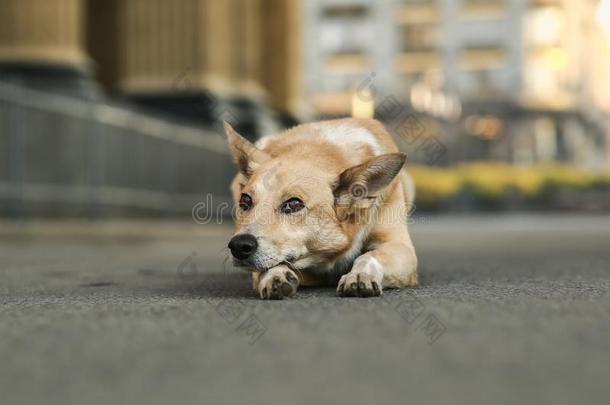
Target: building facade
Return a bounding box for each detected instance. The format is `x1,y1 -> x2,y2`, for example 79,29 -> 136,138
1,0 -> 608,167
300,0 -> 610,167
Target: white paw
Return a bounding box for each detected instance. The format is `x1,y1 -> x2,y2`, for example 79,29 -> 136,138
336,256 -> 383,298
257,266 -> 299,300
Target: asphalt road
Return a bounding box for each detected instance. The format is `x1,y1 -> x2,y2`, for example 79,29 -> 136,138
1,215 -> 609,405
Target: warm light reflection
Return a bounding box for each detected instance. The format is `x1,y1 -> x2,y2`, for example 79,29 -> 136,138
351,89 -> 375,119
543,47 -> 568,71
527,6 -> 563,46
465,115 -> 503,140
598,0 -> 610,34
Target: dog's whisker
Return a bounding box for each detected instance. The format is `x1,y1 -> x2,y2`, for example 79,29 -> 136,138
221,252 -> 239,276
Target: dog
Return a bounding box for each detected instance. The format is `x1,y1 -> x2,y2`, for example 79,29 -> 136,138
225,118 -> 418,299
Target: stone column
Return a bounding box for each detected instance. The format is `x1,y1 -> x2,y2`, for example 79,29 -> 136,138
260,0 -> 302,119
88,0 -> 300,131
231,0 -> 265,98
95,0 -> 238,124
202,0 -> 235,96
115,0 -> 203,93
0,0 -> 86,65
224,0 -> 268,138
96,0 -> 239,96
0,0 -> 95,98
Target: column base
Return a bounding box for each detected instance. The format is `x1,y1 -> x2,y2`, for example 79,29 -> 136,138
0,62 -> 101,100
123,92 -> 284,140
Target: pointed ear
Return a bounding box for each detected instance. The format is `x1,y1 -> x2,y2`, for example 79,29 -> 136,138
224,122 -> 270,176
334,153 -> 406,209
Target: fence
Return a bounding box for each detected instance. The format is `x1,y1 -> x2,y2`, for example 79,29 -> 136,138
0,82 -> 234,218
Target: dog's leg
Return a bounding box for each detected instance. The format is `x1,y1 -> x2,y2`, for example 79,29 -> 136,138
254,265 -> 300,300
251,271 -> 261,290
337,229 -> 417,297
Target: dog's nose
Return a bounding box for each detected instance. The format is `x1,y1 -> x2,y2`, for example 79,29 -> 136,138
228,234 -> 258,260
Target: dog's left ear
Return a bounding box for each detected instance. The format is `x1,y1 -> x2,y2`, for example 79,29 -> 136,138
334,153 -> 406,209
224,122 -> 270,176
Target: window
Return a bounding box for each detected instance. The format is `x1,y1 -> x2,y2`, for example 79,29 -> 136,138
396,1 -> 440,25
461,0 -> 506,20
399,23 -> 440,53
395,0 -> 441,73
322,5 -> 369,19
459,46 -> 507,70
324,52 -> 371,74
395,52 -> 442,74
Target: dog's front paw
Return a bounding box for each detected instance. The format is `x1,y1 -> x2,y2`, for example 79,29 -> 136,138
337,271 -> 382,298
257,266 -> 299,300
337,255 -> 384,298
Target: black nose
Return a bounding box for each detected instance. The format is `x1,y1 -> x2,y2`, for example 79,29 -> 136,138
228,234 -> 258,260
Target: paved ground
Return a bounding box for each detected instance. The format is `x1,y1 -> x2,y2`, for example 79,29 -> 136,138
1,215 -> 609,405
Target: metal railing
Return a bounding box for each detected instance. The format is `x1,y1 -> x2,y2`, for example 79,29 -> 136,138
0,82 -> 234,218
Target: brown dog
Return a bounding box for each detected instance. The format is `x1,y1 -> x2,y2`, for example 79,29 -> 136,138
225,118 -> 418,299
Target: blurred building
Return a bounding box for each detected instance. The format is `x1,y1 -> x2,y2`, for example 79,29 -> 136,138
0,0 -> 302,137
299,0 -> 610,168
0,0 -> 303,217
1,0 -> 610,218
2,0 -> 608,168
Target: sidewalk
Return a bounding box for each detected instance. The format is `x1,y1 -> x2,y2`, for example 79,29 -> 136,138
2,215 -> 610,405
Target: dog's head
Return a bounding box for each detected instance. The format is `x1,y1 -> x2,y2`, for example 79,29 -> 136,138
224,123 -> 405,271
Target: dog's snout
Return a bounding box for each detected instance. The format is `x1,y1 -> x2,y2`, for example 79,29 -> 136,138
228,234 -> 258,260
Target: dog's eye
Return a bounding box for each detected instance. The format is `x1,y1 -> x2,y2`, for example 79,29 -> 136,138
280,198 -> 305,214
239,194 -> 253,211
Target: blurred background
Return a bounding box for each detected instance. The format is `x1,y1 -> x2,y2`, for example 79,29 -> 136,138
1,0 -> 610,218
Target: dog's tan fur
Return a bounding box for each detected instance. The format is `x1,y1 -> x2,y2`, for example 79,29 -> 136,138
225,118 -> 418,299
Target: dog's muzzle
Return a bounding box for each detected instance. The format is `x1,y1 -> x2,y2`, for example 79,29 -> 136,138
228,234 -> 258,260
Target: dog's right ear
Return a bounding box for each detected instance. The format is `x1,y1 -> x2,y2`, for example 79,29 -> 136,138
224,122 -> 270,176
333,153 -> 406,214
